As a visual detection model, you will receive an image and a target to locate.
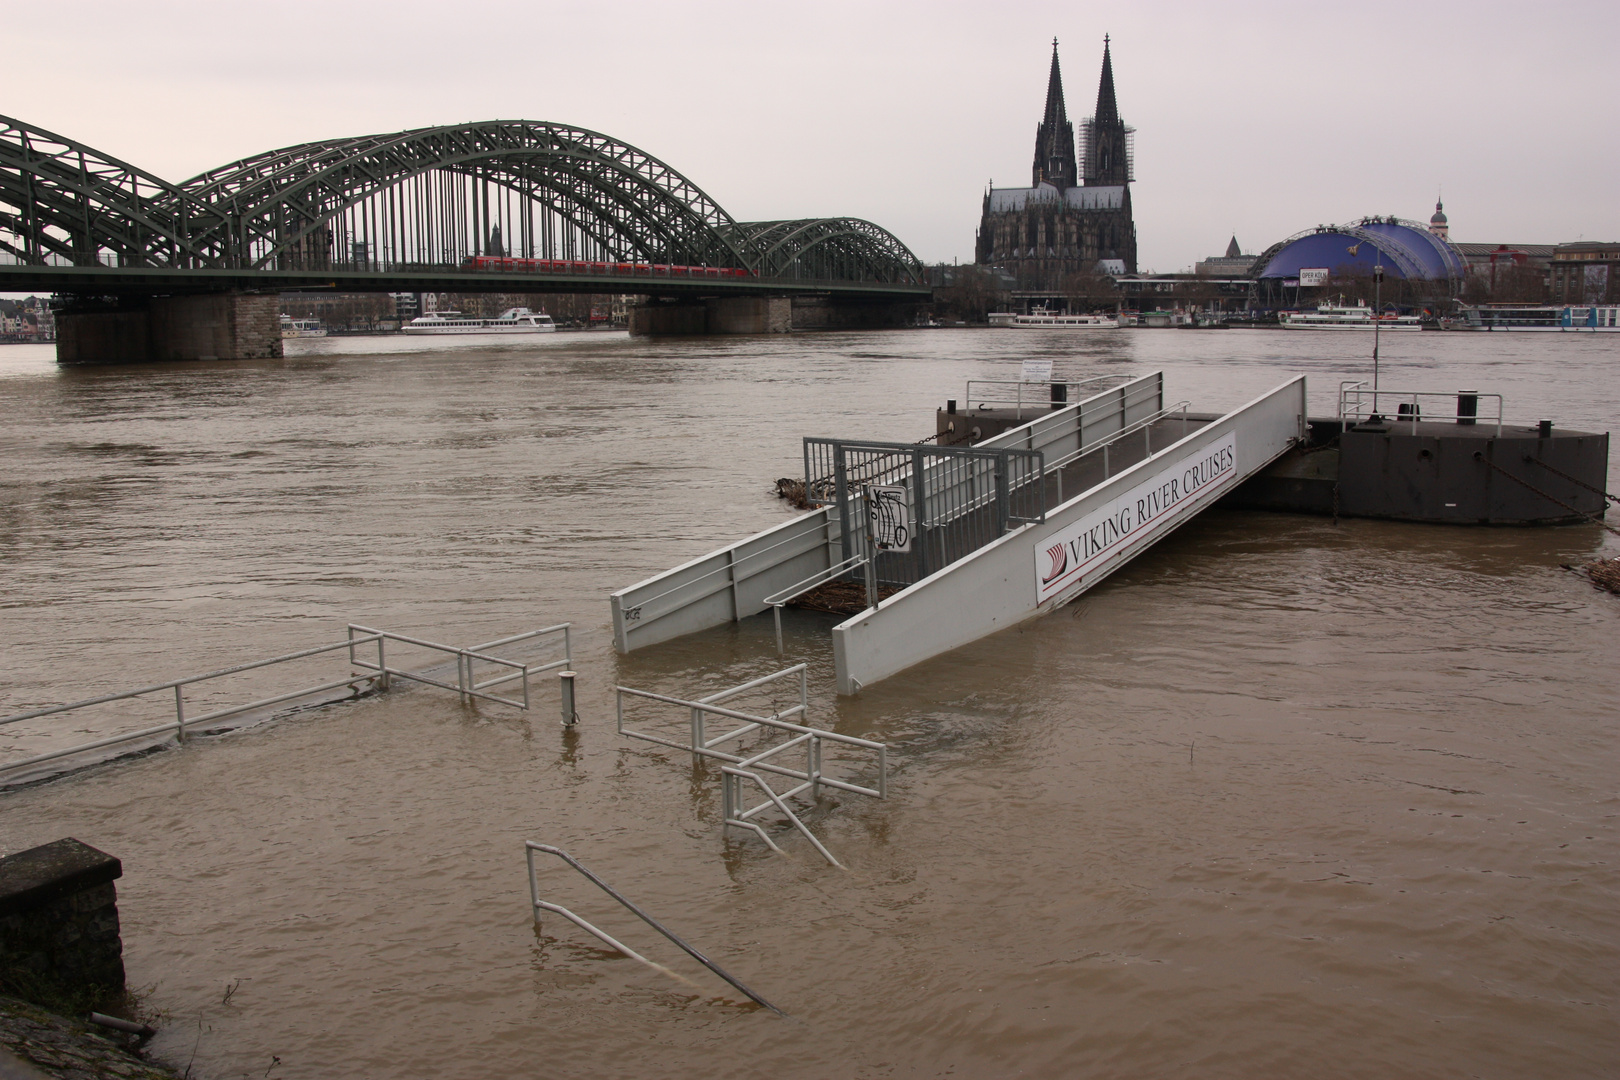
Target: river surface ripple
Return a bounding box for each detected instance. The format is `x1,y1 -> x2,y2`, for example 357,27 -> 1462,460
0,328 -> 1616,1078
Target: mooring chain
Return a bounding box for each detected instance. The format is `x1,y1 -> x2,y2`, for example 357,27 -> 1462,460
1474,453 -> 1620,537
1526,456 -> 1620,506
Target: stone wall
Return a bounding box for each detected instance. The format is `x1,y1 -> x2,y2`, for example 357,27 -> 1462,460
0,840 -> 124,1010
56,293 -> 284,364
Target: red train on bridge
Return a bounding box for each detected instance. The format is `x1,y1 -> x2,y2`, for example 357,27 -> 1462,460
462,255 -> 754,279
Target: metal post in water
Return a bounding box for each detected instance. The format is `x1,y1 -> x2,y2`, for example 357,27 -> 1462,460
861,487 -> 879,609
559,670 -> 577,727
174,685 -> 186,743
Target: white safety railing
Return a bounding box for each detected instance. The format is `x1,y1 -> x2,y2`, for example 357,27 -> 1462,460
615,666 -> 887,865
525,842 -> 786,1015
763,553 -> 870,655
0,622 -> 571,782
964,374 -> 1132,419
1338,382 -> 1505,437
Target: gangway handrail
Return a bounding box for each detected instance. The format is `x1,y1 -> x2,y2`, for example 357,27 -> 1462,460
524,842 -> 787,1016
618,516 -> 836,624
347,623 -> 535,710
762,553 -> 870,655
1,623 -> 570,781
721,765 -> 845,868
1338,381 -> 1504,437
616,671 -> 888,865
1042,400 -> 1194,482
0,634 -> 386,728
964,374 -> 1136,418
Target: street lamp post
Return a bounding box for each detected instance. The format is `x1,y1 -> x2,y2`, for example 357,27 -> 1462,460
1372,261 -> 1385,406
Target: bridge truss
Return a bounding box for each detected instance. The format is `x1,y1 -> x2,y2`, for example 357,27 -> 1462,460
0,115 -> 923,288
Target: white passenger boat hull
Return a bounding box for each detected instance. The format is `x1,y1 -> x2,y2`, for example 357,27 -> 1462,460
1007,317 -> 1120,329
402,307 -> 557,335
1277,321 -> 1423,331
401,324 -> 555,335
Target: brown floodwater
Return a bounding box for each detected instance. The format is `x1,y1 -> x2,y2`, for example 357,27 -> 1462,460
0,328 -> 1616,1078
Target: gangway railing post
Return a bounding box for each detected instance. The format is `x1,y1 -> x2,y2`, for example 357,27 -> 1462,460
912,446 -> 929,579
861,487 -> 879,609
994,452 -> 1009,531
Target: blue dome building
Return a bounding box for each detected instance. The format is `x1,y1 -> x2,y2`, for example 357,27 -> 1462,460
1251,217 -> 1467,305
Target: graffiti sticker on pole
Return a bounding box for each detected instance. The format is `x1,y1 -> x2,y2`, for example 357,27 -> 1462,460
865,484 -> 911,553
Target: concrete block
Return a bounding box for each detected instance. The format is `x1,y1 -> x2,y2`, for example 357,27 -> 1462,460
0,840 -> 125,1007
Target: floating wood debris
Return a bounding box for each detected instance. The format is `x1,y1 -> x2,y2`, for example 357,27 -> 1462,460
1584,557 -> 1620,596
787,580 -> 901,616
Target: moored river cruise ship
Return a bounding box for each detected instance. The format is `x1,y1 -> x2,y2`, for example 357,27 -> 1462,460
1451,304 -> 1620,331
1278,301 -> 1423,331
403,308 -> 556,335
1007,311 -> 1120,329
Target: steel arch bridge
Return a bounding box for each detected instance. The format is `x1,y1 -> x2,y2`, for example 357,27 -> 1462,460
0,115 -> 925,293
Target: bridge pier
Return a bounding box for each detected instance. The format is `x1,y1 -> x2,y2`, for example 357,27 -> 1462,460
787,296 -> 925,330
630,296 -> 924,336
630,297 -> 792,336
56,293 -> 282,365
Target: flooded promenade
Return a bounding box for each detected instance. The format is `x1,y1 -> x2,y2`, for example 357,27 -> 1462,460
1,328 -> 1616,1078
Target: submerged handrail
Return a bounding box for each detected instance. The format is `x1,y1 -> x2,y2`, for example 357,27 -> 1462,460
524,842 -> 787,1016
1,622 -> 571,782
762,553 -> 870,654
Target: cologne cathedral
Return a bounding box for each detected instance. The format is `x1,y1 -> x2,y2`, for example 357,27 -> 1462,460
975,38 -> 1137,289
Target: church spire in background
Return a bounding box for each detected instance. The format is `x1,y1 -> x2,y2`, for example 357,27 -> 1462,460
1031,38 -> 1078,189
1093,34 -> 1119,126
1081,35 -> 1132,187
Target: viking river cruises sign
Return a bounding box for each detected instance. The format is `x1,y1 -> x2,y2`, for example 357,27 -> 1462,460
1035,433 -> 1238,603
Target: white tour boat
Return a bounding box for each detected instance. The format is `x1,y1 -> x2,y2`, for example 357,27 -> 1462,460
279,315 -> 327,338
402,308 -> 556,335
1450,304 -> 1620,332
1007,311 -> 1120,329
1278,301 -> 1423,331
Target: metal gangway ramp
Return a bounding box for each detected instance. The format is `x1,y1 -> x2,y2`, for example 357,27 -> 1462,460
610,373 -> 1307,694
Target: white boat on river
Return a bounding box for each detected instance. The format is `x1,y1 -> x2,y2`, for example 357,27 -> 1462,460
1279,301 -> 1422,331
402,308 -> 556,335
1007,311 -> 1120,329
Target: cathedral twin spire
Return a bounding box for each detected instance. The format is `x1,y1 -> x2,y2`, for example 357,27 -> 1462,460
1032,36 -> 1128,190
1032,38 -> 1077,189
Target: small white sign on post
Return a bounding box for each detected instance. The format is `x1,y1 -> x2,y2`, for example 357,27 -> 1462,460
864,484 -> 912,553
1020,358 -> 1054,384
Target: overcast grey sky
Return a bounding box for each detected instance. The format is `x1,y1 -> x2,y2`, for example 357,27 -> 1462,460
5,0 -> 1617,271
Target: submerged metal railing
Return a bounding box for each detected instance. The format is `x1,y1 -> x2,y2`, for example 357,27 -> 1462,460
0,622 -> 571,782
763,553 -> 869,654
524,842 -> 786,1015
963,374 -> 1132,419
616,666 -> 887,865
1338,381 -> 1505,437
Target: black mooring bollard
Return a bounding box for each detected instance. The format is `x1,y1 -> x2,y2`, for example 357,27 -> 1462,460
1050,383 -> 1067,410
1457,389 -> 1479,426
1539,419 -> 1553,438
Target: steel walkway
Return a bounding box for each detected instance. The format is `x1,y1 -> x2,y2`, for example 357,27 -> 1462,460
611,373 -> 1307,693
